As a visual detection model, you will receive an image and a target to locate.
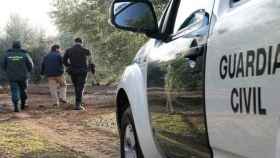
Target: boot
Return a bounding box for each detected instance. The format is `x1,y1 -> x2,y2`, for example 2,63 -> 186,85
74,102 -> 85,111
21,100 -> 26,110
59,98 -> 67,104
14,103 -> 20,113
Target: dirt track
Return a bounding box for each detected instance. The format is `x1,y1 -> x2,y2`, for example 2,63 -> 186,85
0,85 -> 120,158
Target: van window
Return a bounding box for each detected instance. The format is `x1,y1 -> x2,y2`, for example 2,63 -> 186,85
173,0 -> 214,34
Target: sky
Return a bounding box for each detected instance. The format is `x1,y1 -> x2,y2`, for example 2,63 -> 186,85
0,0 -> 58,36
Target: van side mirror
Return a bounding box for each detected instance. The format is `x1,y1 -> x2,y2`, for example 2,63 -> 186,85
110,0 -> 159,38
181,10 -> 210,38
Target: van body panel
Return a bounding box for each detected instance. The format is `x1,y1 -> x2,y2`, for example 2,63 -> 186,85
206,0 -> 280,157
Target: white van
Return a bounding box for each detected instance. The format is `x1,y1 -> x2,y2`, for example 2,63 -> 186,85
110,0 -> 280,157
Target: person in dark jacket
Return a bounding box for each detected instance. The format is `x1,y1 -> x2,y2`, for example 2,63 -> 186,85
63,38 -> 95,110
1,41 -> 34,112
41,44 -> 67,106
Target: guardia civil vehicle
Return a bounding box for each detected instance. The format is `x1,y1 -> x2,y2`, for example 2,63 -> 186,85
110,0 -> 280,157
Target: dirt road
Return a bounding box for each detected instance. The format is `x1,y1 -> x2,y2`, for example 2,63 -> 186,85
0,85 -> 120,158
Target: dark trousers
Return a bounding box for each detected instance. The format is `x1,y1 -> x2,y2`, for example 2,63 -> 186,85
9,80 -> 28,107
70,73 -> 87,105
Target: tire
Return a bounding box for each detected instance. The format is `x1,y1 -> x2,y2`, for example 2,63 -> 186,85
120,108 -> 144,158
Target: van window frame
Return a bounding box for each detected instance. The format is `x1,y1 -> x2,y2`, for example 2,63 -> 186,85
230,0 -> 249,8
158,1 -> 172,31
158,0 -> 180,41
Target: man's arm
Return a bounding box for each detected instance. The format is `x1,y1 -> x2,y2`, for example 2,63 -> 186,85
59,54 -> 63,67
40,57 -> 45,76
25,53 -> 34,73
63,50 -> 70,67
1,54 -> 8,72
87,50 -> 95,74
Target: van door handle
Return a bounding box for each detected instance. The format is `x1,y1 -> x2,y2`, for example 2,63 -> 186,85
184,45 -> 204,60
184,47 -> 201,69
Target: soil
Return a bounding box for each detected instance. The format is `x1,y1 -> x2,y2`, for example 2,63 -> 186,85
0,85 -> 120,158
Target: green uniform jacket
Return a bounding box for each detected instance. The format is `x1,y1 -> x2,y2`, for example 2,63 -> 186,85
1,49 -> 34,81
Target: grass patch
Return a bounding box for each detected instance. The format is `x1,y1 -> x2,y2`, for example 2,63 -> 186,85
0,122 -> 46,157
0,122 -> 89,158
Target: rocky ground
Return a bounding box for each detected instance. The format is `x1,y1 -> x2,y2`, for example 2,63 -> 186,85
0,85 -> 120,158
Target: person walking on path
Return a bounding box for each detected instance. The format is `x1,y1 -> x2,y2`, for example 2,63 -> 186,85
1,41 -> 33,112
41,44 -> 67,107
63,38 -> 95,110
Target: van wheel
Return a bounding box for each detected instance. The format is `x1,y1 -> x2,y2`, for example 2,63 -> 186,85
120,108 -> 144,158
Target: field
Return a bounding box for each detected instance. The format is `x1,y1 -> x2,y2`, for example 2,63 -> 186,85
0,85 -> 120,158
